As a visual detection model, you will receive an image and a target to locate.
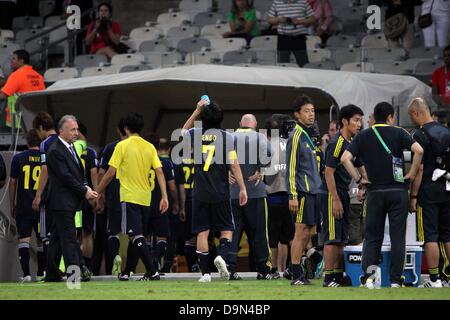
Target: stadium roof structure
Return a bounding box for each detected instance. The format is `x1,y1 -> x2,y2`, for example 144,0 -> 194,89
17,64 -> 431,147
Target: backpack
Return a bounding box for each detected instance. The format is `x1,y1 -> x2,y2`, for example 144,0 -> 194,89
384,13 -> 408,40
421,125 -> 450,171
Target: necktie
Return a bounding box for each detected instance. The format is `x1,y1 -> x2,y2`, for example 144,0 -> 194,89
69,145 -> 80,165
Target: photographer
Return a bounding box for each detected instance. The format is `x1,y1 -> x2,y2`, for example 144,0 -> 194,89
85,2 -> 121,59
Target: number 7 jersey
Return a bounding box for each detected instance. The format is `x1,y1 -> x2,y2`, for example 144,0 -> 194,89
185,128 -> 237,203
10,149 -> 42,217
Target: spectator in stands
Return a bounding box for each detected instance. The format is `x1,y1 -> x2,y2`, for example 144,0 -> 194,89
385,0 -> 422,57
223,0 -> 260,45
0,50 -> 45,129
0,0 -> 16,30
320,119 -> 338,152
421,0 -> 450,48
432,110 -> 449,125
307,0 -> 335,45
431,45 -> 450,107
85,2 -> 121,59
268,0 -> 316,67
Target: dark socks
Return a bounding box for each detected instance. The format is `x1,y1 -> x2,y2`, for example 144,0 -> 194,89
106,236 -> 120,274
83,257 -> 91,269
292,264 -> 302,280
18,243 -> 30,277
334,269 -> 344,283
37,246 -> 45,277
134,237 -> 156,275
218,238 -> 231,264
429,267 -> 440,282
156,240 -> 167,267
197,251 -> 210,275
324,270 -> 334,282
185,244 -> 197,271
124,240 -> 139,274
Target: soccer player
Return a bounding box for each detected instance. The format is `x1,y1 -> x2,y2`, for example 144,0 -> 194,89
98,118 -> 127,275
9,129 -> 45,282
32,112 -> 58,266
320,105 -> 365,287
181,97 -> 247,282
286,95 -> 322,286
96,112 -> 169,281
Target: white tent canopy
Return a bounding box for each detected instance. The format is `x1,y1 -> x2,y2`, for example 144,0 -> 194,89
17,64 -> 431,147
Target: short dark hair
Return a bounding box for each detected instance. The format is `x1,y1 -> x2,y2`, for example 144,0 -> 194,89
117,117 -> 126,136
32,111 -> 54,131
374,102 -> 395,122
200,101 -> 224,129
339,104 -> 364,127
124,112 -> 144,134
292,95 -> 314,113
444,45 -> 450,53
98,1 -> 112,13
158,137 -> 171,151
26,129 -> 41,148
13,50 -> 30,64
144,132 -> 160,148
77,121 -> 87,137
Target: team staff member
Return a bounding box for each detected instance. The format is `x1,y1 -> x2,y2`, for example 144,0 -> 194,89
9,129 -> 45,282
45,115 -> 98,282
341,102 -> 423,288
320,105 -> 366,287
98,118 -> 127,276
96,112 -> 168,281
286,95 -> 322,286
0,50 -> 45,128
228,114 -> 273,280
181,97 -> 248,283
408,97 -> 450,288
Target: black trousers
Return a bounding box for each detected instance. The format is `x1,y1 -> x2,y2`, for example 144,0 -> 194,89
46,210 -> 80,278
277,34 -> 309,67
229,198 -> 271,274
362,189 -> 409,283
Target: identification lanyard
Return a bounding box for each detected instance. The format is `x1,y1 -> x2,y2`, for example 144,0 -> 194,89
296,124 -> 316,151
372,124 -> 404,183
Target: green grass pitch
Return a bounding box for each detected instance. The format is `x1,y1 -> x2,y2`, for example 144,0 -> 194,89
1,279 -> 450,300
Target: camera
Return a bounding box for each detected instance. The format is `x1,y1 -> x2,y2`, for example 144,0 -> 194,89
286,17 -> 293,24
98,17 -> 111,32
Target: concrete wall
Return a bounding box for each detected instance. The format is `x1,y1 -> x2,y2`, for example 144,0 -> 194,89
111,0 -> 180,35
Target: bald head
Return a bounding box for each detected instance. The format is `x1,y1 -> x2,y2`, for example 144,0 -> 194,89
240,114 -> 257,129
408,97 -> 433,126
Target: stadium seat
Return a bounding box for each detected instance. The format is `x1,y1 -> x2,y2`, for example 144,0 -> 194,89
306,35 -> 322,49
372,61 -> 410,75
326,34 -> 357,48
129,27 -> 163,41
307,48 -> 331,63
233,63 -> 265,67
252,0 -> 273,13
342,19 -> 365,36
110,53 -> 145,66
141,51 -> 179,67
250,49 -> 277,65
0,29 -> 14,42
216,0 -> 232,15
275,63 -> 300,68
0,42 -> 20,55
44,15 -> 65,27
331,47 -> 362,68
414,59 -> 440,75
44,67 -> 78,81
117,64 -> 151,73
138,39 -> 170,52
335,4 -> 367,22
222,50 -> 255,65
361,33 -> 388,48
74,54 -> 108,68
250,35 -> 277,50
39,0 -> 56,18
191,51 -> 222,64
15,28 -> 50,55
179,0 -> 213,12
208,37 -> 247,51
81,66 -> 117,77
156,12 -> 191,26
193,12 -> 225,27
362,47 -> 405,62
12,16 -> 44,32
167,25 -> 200,39
340,62 -> 375,73
409,47 -> 442,60
176,37 -> 211,55
303,60 -> 337,70
200,23 -> 230,37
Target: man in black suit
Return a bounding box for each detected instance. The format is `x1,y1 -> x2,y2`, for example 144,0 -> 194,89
45,115 -> 98,281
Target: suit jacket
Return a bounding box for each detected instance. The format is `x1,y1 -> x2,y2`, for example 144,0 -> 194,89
46,138 -> 88,212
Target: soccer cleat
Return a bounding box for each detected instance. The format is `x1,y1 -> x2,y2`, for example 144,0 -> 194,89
391,283 -> 402,288
81,265 -> 92,282
229,272 -> 243,280
323,280 -> 341,287
315,260 -> 324,279
302,257 -> 314,280
198,273 -> 212,283
290,277 -> 311,286
214,256 -> 229,280
269,270 -> 281,280
283,268 -> 293,280
256,272 -> 276,280
339,275 -> 353,287
139,272 -> 160,281
20,275 -> 32,283
364,278 -> 375,289
442,280 -> 450,288
112,255 -> 122,276
421,279 -> 443,288
118,272 -> 130,281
